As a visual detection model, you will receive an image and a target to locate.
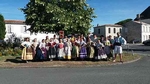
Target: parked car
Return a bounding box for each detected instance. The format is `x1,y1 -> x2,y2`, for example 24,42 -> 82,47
143,39 -> 150,46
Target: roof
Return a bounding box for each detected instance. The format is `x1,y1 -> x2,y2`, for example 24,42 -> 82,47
133,21 -> 150,25
135,6 -> 150,20
140,6 -> 150,19
5,20 -> 25,24
125,20 -> 150,26
95,24 -> 122,28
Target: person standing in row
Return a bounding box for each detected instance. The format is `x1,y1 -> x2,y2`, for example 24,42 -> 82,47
21,37 -> 33,63
58,39 -> 64,60
64,38 -> 72,60
39,39 -> 47,59
113,32 -> 126,63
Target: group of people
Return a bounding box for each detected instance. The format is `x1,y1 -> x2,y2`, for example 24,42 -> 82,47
21,32 -> 126,63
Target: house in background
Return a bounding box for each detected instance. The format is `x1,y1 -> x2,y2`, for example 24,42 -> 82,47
5,20 -> 56,42
94,24 -> 122,39
123,6 -> 150,43
123,21 -> 150,43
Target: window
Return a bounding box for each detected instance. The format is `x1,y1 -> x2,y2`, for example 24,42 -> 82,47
24,26 -> 27,32
120,29 -> 122,33
21,26 -> 28,33
7,25 -> 12,33
147,35 -> 149,40
149,35 -> 150,39
143,26 -> 145,32
146,26 -> 148,32
98,29 -> 100,34
114,28 -> 116,33
108,28 -> 111,33
143,35 -> 145,41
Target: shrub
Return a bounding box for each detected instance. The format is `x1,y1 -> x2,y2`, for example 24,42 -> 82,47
0,52 -> 2,56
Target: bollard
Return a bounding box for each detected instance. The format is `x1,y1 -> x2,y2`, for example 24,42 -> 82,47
132,50 -> 134,56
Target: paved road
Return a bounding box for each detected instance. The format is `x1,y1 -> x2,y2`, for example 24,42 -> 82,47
122,43 -> 150,51
0,55 -> 150,84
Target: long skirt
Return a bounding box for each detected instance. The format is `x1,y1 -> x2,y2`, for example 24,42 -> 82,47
104,46 -> 111,55
86,46 -> 91,59
48,47 -> 56,59
71,45 -> 77,59
58,48 -> 64,59
76,46 -> 79,58
79,46 -> 87,60
64,47 -> 71,60
104,46 -> 113,58
41,47 -> 47,59
97,48 -> 107,60
35,47 -> 44,60
94,46 -> 98,58
21,47 -> 33,60
32,47 -> 36,59
89,47 -> 95,59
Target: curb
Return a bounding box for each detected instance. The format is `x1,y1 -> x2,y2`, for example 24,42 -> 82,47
0,56 -> 142,68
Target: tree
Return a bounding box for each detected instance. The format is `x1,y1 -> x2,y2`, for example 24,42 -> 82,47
115,18 -> 132,26
21,0 -> 96,35
0,14 -> 6,40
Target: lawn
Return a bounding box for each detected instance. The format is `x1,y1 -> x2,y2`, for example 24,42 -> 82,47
0,52 -> 141,68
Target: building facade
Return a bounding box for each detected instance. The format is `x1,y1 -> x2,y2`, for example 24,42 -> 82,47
5,20 -> 56,42
94,24 -> 122,39
123,21 -> 150,43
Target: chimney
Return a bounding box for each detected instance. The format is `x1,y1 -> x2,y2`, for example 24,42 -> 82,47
97,24 -> 99,27
136,14 -> 140,20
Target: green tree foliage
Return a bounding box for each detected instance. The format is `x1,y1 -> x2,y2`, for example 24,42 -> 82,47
0,14 -> 6,40
115,18 -> 132,26
21,0 -> 96,35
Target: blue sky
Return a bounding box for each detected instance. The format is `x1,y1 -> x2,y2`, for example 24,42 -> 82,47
0,0 -> 150,32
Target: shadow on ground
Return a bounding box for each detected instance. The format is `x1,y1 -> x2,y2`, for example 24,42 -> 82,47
5,57 -> 26,63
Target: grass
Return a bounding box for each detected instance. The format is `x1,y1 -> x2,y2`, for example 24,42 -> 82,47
0,52 -> 141,68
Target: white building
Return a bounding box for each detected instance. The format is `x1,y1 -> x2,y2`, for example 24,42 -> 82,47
123,21 -> 150,42
94,24 -> 122,39
5,20 -> 56,42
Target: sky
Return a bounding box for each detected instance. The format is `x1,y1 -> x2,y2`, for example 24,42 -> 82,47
0,0 -> 150,32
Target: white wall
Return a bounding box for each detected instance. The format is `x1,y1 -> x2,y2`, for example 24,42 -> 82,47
5,24 -> 56,42
141,24 -> 150,42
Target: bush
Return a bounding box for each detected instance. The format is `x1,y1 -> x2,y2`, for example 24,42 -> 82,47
13,48 -> 22,56
0,46 -> 22,56
0,52 -> 2,56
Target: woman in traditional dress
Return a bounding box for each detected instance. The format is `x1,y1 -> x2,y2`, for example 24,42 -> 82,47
32,38 -> 38,59
71,37 -> 79,60
64,38 -> 72,60
71,41 -> 77,60
48,38 -> 56,61
45,36 -> 50,60
79,38 -> 87,60
34,43 -> 44,61
95,39 -> 107,60
104,37 -> 113,60
21,37 -> 33,63
58,39 -> 64,60
39,39 -> 47,60
90,42 -> 95,61
86,37 -> 92,60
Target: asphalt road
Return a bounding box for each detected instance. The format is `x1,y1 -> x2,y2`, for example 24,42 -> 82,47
122,43 -> 150,51
0,55 -> 150,84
